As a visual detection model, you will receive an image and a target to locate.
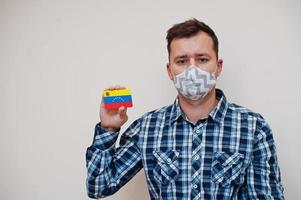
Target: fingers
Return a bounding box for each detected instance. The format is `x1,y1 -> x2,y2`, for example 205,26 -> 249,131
104,85 -> 126,91
102,85 -> 126,107
102,85 -> 128,113
100,97 -> 105,107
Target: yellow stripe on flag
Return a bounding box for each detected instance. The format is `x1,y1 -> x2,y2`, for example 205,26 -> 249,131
102,89 -> 132,97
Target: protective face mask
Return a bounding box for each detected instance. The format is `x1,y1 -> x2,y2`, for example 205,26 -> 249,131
173,65 -> 217,101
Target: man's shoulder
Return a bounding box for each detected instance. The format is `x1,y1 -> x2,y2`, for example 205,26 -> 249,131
226,102 -> 273,137
228,102 -> 270,129
140,103 -> 174,120
227,101 -> 265,121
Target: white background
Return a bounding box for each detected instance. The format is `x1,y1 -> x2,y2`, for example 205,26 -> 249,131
1,0 -> 300,199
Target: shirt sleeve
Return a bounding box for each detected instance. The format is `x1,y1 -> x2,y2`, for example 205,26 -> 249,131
85,119 -> 143,198
242,116 -> 285,199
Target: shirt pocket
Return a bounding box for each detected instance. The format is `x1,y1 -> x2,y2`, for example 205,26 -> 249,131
152,149 -> 180,185
211,151 -> 244,187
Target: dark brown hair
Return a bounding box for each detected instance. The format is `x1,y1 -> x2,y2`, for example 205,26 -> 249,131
166,18 -> 219,59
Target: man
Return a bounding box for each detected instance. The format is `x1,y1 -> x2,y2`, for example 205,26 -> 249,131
86,18 -> 284,199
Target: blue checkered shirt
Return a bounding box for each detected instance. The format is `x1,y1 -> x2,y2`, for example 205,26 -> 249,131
86,89 -> 284,199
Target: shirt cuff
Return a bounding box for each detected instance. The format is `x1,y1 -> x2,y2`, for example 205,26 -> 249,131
91,122 -> 120,149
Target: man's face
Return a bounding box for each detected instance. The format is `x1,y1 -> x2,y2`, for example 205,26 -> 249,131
167,32 -> 223,80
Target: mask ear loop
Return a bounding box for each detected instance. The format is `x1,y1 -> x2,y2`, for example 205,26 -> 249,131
212,64 -> 219,80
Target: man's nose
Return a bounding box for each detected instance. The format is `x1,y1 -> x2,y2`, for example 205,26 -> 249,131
189,57 -> 196,66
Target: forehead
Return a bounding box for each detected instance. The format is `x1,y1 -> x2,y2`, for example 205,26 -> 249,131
170,32 -> 215,57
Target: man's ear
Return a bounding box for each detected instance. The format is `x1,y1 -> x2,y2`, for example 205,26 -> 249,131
166,63 -> 174,80
216,59 -> 223,79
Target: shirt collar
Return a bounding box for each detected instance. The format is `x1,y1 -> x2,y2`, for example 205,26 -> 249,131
169,88 -> 229,126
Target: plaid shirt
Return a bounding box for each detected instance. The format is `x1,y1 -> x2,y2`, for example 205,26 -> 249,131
86,88 -> 284,199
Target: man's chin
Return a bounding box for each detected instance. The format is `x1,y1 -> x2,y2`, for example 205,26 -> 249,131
178,93 -> 203,104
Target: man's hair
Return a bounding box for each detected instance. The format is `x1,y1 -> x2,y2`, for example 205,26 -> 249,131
166,18 -> 219,59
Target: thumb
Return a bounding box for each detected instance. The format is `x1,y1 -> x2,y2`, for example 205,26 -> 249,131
118,106 -> 127,119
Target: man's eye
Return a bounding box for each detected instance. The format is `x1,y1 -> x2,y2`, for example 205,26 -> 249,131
176,60 -> 187,65
198,58 -> 208,63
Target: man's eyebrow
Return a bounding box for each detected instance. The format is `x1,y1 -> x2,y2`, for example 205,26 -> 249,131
174,53 -> 210,61
195,53 -> 210,57
174,55 -> 187,60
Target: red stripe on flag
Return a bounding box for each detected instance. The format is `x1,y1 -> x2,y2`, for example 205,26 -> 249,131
104,102 -> 133,109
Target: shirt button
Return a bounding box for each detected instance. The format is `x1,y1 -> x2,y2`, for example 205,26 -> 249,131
167,158 -> 171,163
193,155 -> 200,161
195,129 -> 201,134
192,184 -> 198,189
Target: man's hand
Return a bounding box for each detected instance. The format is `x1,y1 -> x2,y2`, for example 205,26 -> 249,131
99,85 -> 128,132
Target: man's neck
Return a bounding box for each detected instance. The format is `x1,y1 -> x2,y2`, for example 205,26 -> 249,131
178,88 -> 218,125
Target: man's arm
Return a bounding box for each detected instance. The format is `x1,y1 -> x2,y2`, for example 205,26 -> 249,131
85,119 -> 143,198
241,117 -> 284,199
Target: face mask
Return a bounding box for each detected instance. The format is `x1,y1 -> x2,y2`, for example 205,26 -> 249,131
172,65 -> 217,101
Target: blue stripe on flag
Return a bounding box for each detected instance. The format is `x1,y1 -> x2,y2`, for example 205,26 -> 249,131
103,95 -> 132,103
